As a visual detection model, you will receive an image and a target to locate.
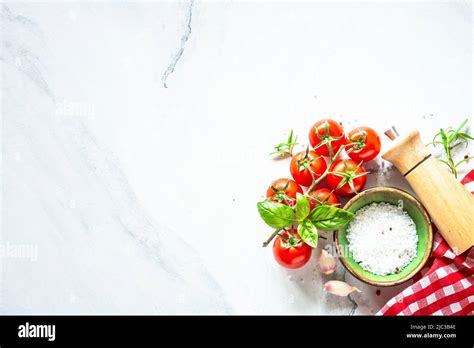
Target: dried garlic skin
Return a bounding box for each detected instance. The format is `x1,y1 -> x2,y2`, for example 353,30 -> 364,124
323,280 -> 360,296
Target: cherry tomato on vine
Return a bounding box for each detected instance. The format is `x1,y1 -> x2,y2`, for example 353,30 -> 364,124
327,159 -> 367,197
347,126 -> 381,162
273,230 -> 312,269
290,150 -> 327,187
308,119 -> 346,157
266,178 -> 303,206
307,188 -> 340,210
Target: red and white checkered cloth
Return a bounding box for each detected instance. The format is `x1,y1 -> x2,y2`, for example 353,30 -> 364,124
377,170 -> 474,316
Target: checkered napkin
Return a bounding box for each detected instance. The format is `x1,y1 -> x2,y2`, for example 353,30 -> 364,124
377,170 -> 474,316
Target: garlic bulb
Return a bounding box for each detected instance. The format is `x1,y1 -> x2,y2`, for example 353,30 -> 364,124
318,249 -> 337,274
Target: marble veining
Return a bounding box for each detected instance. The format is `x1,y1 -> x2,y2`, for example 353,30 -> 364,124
161,0 -> 194,88
2,2 -> 229,314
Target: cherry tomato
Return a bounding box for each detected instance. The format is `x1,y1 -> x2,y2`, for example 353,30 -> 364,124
307,188 -> 340,210
290,150 -> 327,187
273,231 -> 312,269
266,178 -> 303,206
327,159 -> 367,197
308,119 -> 346,157
347,126 -> 381,162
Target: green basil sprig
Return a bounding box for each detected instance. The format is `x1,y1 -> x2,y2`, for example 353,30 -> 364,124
294,193 -> 318,247
297,219 -> 319,248
256,201 -> 295,229
309,205 -> 354,231
295,193 -> 310,221
257,193 -> 354,247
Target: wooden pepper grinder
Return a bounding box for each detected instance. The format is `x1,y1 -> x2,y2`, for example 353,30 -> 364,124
382,127 -> 474,255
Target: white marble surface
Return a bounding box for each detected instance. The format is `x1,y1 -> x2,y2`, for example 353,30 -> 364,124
1,0 -> 472,314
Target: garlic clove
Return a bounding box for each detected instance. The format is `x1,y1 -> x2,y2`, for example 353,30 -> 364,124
323,280 -> 361,296
318,249 -> 337,274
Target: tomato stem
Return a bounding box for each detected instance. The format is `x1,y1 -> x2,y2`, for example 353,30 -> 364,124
276,232 -> 289,243
262,229 -> 284,247
314,120 -> 344,158
306,144 -> 346,193
290,224 -> 296,237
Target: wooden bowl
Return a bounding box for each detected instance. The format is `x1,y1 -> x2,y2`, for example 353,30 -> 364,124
335,187 -> 433,287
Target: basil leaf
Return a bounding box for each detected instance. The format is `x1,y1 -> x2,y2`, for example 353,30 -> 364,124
257,201 -> 295,229
295,193 -> 310,221
308,205 -> 354,231
297,220 -> 318,248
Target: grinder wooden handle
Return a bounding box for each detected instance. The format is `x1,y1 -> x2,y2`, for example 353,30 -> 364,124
382,129 -> 474,255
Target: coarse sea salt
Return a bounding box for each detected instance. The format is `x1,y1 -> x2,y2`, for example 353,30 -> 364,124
346,202 -> 418,276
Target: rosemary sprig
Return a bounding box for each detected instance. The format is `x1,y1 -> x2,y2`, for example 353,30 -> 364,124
428,118 -> 473,178
271,129 -> 298,158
